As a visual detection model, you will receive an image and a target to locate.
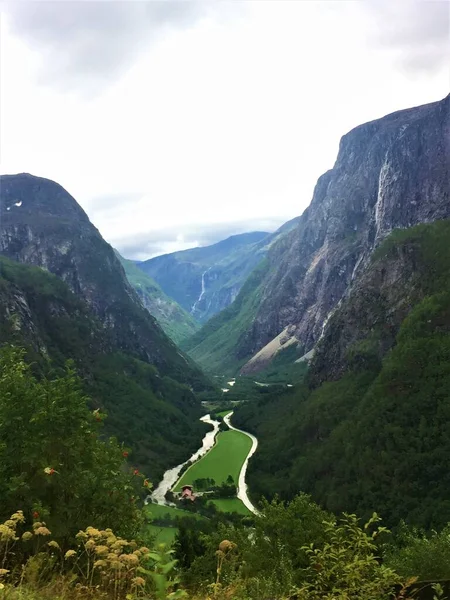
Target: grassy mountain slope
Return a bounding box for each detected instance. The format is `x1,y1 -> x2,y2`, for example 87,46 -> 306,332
181,259 -> 271,375
0,255 -> 209,481
233,220 -> 450,528
117,252 -> 199,344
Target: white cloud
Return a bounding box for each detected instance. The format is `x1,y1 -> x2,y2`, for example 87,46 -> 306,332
0,0 -> 448,259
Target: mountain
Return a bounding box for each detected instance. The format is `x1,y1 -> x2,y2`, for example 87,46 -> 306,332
137,221 -> 299,323
184,94 -> 450,376
116,252 -> 199,344
0,173 -> 214,480
234,218 -> 450,528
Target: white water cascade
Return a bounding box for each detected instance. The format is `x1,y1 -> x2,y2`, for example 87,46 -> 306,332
191,267 -> 212,315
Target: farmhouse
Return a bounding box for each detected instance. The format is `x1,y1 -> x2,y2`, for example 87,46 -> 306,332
180,485 -> 196,501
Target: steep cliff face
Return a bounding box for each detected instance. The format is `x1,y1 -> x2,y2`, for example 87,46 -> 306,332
186,95 -> 450,375
138,220 -> 300,324
0,173 -> 209,389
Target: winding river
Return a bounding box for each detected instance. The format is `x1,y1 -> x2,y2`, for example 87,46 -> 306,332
150,414 -> 220,505
150,411 -> 259,515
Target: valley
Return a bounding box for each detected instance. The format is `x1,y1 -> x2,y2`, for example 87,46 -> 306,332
0,41 -> 448,596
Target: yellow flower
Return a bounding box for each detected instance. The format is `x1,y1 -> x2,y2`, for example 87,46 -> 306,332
94,560 -> 107,568
22,531 -> 33,541
0,569 -> 10,577
75,530 -> 88,541
48,540 -> 60,550
32,522 -> 43,530
4,520 -> 15,529
132,576 -> 145,587
11,511 -> 25,523
64,550 -> 77,559
119,553 -> 139,565
94,545 -> 109,556
218,540 -> 236,553
86,527 -> 101,538
0,525 -> 17,541
139,546 -> 150,554
85,539 -> 96,550
34,526 -> 51,536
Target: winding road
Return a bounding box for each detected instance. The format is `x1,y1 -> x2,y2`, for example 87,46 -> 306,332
224,412 -> 259,515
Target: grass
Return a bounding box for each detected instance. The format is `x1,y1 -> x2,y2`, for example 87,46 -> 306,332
217,409 -> 233,417
146,502 -> 204,520
147,524 -> 178,545
174,429 -> 252,491
209,498 -> 251,515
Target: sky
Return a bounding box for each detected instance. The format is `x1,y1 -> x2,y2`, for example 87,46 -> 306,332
0,0 -> 448,260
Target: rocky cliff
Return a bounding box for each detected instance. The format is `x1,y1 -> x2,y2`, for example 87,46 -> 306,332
186,94 -> 450,375
0,173 -> 208,387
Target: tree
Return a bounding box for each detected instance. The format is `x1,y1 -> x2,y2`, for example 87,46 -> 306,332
0,346 -> 143,543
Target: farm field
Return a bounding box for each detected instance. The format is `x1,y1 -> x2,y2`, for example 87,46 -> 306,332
209,498 -> 251,515
146,503 -> 204,520
174,429 -> 252,491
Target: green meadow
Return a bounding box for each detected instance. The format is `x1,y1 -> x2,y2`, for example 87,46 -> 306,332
174,429 -> 252,490
210,498 -> 251,515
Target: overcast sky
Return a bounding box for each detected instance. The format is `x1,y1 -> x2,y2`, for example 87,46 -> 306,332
0,0 -> 448,259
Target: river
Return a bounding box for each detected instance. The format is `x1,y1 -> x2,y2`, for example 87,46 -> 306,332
150,411 -> 259,515
150,414 -> 220,505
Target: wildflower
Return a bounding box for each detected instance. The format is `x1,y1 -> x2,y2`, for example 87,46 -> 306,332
94,545 -> 109,556
0,569 -> 10,577
218,540 -> 236,553
132,576 -> 145,587
94,560 -> 107,568
65,550 -> 77,559
122,451 -> 129,458
143,479 -> 151,488
132,550 -> 142,558
48,540 -> 60,550
4,520 -> 15,529
119,553 -> 139,565
85,539 -> 96,550
32,511 -> 40,519
0,525 -> 17,541
32,522 -> 43,530
11,511 -> 25,523
34,527 -> 51,536
44,467 -> 57,475
75,530 -> 88,541
22,531 -> 33,541
133,469 -> 139,475
139,547 -> 150,555
86,527 -> 101,537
